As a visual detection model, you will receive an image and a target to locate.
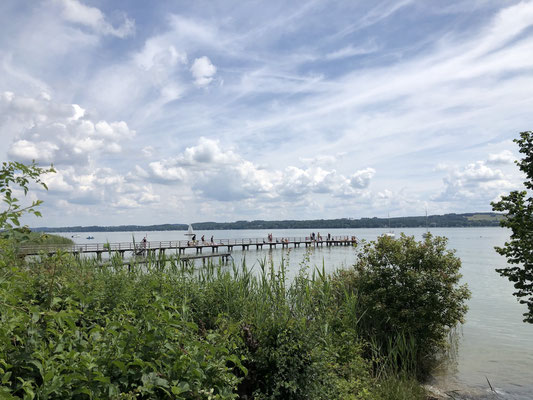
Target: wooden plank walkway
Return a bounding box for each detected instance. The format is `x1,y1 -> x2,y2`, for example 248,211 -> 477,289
18,235 -> 358,258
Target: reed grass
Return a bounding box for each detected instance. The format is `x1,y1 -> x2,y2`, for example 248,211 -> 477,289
0,234 -> 467,399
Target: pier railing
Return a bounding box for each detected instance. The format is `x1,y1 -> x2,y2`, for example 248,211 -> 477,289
18,236 -> 357,256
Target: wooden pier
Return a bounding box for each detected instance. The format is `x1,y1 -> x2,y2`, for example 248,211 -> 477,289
110,252 -> 233,268
18,235 -> 358,259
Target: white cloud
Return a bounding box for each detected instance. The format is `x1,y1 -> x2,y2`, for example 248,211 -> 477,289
434,160 -> 517,202
9,140 -> 59,163
138,138 -> 374,203
84,28 -> 191,117
148,161 -> 187,182
299,153 -> 346,166
3,92 -> 135,165
142,146 -> 155,157
4,2 -> 533,224
325,43 -> 379,60
177,137 -> 237,165
350,168 -> 376,189
190,56 -> 217,86
488,150 -> 515,165
135,41 -> 187,71
56,0 -> 135,38
39,166 -> 160,211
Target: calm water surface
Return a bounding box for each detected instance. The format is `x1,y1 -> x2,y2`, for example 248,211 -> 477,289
58,227 -> 533,399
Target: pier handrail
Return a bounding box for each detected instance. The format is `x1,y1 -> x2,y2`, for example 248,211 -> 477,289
17,235 -> 357,255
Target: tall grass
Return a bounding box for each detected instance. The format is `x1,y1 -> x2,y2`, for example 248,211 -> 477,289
0,234 -> 467,399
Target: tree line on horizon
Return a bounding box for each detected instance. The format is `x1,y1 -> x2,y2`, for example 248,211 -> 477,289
31,212 -> 503,232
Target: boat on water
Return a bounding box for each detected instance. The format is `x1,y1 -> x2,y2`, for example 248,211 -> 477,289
422,209 -> 430,238
86,236 -> 95,240
383,213 -> 395,238
184,224 -> 195,238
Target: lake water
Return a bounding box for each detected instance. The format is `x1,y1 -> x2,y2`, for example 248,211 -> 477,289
57,227 -> 533,399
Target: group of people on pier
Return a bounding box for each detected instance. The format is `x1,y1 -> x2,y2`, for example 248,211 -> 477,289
187,234 -> 215,247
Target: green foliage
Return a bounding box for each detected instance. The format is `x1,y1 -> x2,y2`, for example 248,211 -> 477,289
0,160 -> 55,232
491,130 -> 533,323
334,234 -> 470,376
0,231 -> 74,246
0,255 -> 243,399
371,377 -> 426,400
0,227 -> 468,398
0,246 -> 456,399
0,161 -> 471,398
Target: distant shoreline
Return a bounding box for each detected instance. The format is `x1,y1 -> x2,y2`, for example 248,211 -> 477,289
32,212 -> 503,232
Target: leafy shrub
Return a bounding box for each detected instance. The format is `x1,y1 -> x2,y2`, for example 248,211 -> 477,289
334,234 -> 470,375
0,254 -> 244,399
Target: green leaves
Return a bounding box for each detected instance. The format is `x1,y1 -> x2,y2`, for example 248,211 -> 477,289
491,130 -> 533,323
337,234 -> 470,376
0,160 -> 54,234
1,228 -> 455,399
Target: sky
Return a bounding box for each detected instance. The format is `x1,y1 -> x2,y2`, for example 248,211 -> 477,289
1,0 -> 532,227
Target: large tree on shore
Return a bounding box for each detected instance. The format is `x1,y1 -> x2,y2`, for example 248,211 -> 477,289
491,131 -> 533,323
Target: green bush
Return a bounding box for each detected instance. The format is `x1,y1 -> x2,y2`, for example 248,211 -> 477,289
335,233 -> 470,376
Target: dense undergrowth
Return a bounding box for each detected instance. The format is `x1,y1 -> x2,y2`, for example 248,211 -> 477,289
0,233 -> 469,399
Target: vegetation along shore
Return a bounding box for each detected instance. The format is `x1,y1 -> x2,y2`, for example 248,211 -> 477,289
0,161 -> 471,399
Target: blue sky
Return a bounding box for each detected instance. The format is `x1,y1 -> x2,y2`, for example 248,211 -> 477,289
1,0 -> 532,226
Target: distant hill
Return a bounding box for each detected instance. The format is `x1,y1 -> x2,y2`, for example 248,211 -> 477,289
32,212 -> 504,232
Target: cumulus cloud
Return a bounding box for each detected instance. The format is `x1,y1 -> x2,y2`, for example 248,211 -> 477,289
3,92 -> 135,165
39,167 -> 160,210
190,56 -> 217,86
9,140 -> 59,163
148,161 -> 187,182
487,150 -> 515,165
133,39 -> 188,101
139,137 -> 374,202
350,167 -> 376,189
56,0 -> 135,38
434,160 -> 516,202
178,137 -> 237,165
